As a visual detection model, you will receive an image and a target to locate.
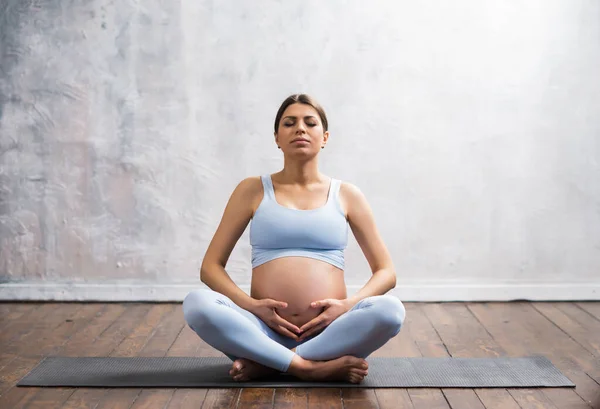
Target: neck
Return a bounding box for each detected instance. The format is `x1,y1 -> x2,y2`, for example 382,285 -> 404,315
280,156 -> 322,185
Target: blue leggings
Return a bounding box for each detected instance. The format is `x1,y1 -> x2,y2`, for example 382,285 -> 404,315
182,288 -> 406,373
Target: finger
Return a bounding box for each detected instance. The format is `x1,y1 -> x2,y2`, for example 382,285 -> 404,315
266,299 -> 288,309
298,323 -> 326,340
299,316 -> 325,333
310,299 -> 330,308
273,325 -> 300,341
274,314 -> 301,333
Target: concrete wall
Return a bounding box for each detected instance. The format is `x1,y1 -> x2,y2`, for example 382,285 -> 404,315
1,0 -> 599,301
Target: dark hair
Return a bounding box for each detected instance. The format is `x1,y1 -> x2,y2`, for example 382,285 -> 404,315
274,94 -> 328,133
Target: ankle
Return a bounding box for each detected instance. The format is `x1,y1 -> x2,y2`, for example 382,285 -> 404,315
287,354 -> 312,377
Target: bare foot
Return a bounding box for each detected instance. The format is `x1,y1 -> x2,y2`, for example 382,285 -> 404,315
229,358 -> 279,382
287,355 -> 369,384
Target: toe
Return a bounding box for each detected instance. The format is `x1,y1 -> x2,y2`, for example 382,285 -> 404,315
350,368 -> 368,377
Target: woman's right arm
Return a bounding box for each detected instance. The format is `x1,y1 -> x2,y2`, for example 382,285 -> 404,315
200,177 -> 261,312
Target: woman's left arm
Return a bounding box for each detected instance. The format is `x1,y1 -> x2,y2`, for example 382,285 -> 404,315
342,182 -> 397,309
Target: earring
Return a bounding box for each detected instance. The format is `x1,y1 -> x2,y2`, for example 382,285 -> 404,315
321,146 -> 325,149
278,146 -> 281,149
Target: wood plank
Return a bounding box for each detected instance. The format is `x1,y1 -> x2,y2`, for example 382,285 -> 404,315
409,389 -> 451,409
543,388 -> 596,409
22,388 -> 74,409
272,388 -> 307,409
166,389 -> 209,409
82,304 -> 153,356
95,389 -> 143,409
7,304 -> 86,357
341,389 -> 378,409
201,388 -> 241,409
405,304 -> 450,357
0,387 -> 40,409
60,389 -> 108,409
0,353 -> 17,373
374,389 -> 414,409
508,389 -> 560,409
237,388 -> 274,409
468,302 -> 600,407
110,304 -> 175,357
137,304 -> 185,357
576,302 -> 600,321
0,304 -> 63,349
474,389 -> 521,409
167,325 -> 207,357
58,304 -> 128,356
129,389 -> 174,409
532,302 -> 600,356
442,390 -> 485,409
306,388 -> 342,409
0,304 -> 37,333
11,304 -> 105,357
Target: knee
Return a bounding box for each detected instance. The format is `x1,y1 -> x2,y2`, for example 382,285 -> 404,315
182,289 -> 219,329
370,295 -> 406,335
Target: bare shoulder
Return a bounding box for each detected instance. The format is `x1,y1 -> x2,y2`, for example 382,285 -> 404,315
338,181 -> 367,219
236,176 -> 262,194
234,176 -> 264,216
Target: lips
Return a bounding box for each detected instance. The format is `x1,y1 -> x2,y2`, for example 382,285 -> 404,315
291,138 -> 309,143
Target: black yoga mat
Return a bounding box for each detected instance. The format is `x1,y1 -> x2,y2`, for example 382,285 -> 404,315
17,356 -> 574,388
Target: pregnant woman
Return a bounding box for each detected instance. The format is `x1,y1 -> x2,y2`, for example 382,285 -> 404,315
183,94 -> 406,383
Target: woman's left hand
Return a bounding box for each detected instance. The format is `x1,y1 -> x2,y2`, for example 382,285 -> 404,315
297,298 -> 352,340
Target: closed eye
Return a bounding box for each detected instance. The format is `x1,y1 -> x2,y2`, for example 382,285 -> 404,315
284,122 -> 317,127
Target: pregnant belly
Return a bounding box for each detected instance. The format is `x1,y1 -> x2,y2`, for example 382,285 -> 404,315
250,257 -> 347,328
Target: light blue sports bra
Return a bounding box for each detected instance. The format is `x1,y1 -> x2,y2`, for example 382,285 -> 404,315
250,175 -> 349,270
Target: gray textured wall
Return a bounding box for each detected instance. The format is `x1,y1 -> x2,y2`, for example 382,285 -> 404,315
1,0 -> 599,300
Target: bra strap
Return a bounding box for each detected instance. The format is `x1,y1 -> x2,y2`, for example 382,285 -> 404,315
330,178 -> 342,204
261,175 -> 275,200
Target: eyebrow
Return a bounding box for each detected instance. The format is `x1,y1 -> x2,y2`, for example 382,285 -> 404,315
283,116 -> 317,120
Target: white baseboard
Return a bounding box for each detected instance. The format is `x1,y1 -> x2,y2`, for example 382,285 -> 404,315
0,281 -> 598,302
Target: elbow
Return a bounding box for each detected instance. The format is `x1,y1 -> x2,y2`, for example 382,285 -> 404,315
199,260 -> 211,284
199,258 -> 224,285
389,269 -> 397,290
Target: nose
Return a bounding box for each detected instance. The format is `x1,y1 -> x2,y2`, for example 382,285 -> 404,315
296,122 -> 306,133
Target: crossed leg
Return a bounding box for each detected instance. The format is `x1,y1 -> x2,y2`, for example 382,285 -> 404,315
182,288 -> 406,382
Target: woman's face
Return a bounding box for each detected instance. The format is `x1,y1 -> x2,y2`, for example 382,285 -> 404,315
275,103 -> 329,156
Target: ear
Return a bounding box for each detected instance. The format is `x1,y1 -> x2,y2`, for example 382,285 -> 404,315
274,132 -> 279,146
322,131 -> 330,146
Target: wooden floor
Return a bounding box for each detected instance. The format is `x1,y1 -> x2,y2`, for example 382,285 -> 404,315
0,301 -> 599,409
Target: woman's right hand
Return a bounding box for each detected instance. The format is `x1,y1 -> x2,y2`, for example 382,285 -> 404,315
250,299 -> 302,340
